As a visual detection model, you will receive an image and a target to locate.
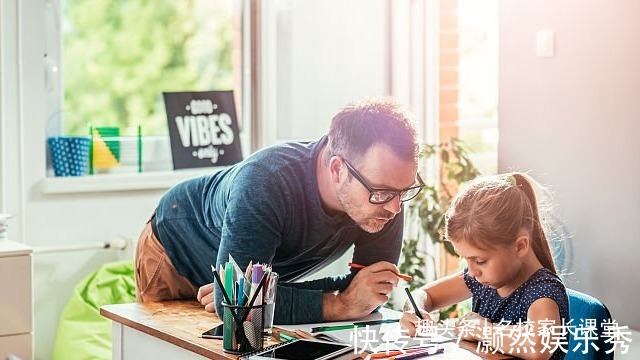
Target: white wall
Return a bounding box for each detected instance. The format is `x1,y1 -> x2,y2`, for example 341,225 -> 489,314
29,193 -> 160,359
499,0 -> 640,329
261,0 -> 390,147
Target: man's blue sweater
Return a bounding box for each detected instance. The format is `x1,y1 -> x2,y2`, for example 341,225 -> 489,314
154,137 -> 404,324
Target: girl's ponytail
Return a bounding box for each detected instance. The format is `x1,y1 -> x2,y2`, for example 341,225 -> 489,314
512,173 -> 557,274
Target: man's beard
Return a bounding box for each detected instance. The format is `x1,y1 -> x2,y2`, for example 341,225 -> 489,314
336,184 -> 395,233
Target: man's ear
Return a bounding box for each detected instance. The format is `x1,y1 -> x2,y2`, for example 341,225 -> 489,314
328,156 -> 344,184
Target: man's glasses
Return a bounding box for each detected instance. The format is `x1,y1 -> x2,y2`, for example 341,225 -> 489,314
342,158 -> 425,204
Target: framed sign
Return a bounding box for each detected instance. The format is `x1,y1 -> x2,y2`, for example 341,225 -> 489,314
163,91 -> 243,169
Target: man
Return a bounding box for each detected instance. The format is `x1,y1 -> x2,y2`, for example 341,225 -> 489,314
135,98 -> 424,324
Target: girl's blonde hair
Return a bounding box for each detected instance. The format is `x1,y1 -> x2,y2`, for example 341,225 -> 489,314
444,172 -> 557,274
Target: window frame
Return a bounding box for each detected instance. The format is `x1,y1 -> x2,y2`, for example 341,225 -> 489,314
42,0 -> 253,187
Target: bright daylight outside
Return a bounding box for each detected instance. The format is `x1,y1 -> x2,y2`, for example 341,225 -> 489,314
59,0 -> 239,136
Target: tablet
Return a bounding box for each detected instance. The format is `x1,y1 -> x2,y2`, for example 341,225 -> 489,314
201,324 -> 224,339
241,338 -> 354,360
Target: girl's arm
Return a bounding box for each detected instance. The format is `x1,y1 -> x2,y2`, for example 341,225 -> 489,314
400,271 -> 472,336
458,298 -> 562,360
422,271 -> 472,311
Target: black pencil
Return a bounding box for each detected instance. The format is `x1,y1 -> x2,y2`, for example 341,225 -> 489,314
404,287 -> 424,320
211,265 -> 233,306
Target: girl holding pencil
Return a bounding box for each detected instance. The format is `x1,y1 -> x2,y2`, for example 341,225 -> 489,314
400,173 -> 568,360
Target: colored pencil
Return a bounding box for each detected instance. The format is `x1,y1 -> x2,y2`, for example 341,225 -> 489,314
348,262 -> 412,281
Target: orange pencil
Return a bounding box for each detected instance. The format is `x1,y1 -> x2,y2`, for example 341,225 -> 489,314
370,350 -> 402,359
369,348 -> 424,359
370,350 -> 403,359
348,262 -> 412,281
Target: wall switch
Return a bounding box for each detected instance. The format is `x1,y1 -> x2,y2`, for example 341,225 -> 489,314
536,30 -> 555,57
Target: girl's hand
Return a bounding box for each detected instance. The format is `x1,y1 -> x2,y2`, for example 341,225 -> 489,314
400,308 -> 435,337
454,311 -> 492,341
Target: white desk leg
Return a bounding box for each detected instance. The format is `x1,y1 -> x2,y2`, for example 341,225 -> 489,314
112,322 -> 123,360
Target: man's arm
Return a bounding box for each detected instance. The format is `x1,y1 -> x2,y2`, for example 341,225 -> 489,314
213,163 -> 285,317
281,260 -> 402,322
322,210 -> 406,321
211,163 -> 342,324
322,261 -> 401,321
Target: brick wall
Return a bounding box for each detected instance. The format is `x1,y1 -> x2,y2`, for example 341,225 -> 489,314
439,0 -> 460,143
439,0 -> 462,277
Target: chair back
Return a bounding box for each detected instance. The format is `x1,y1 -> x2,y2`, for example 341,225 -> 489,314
565,288 -> 614,360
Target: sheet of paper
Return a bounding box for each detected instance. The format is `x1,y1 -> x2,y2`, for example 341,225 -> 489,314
276,308 -> 456,352
276,307 -> 400,333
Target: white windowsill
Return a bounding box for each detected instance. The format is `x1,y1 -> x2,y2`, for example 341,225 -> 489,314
41,168 -> 224,194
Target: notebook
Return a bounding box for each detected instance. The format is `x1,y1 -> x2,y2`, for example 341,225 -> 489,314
299,323 -> 456,352
239,338 -> 354,360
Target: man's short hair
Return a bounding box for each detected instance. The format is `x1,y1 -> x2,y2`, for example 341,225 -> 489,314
327,98 -> 418,165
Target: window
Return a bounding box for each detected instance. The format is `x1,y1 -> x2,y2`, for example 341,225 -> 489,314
436,0 -> 499,177
437,0 -> 499,277
45,0 -> 245,174
457,0 -> 498,175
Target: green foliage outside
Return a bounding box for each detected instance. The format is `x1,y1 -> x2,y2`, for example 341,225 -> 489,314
63,0 -> 234,135
409,138 -> 481,262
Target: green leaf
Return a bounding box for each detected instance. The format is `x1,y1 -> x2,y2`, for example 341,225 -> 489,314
63,0 -> 232,135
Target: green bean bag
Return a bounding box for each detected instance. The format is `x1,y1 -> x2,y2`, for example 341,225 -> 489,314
52,260 -> 136,360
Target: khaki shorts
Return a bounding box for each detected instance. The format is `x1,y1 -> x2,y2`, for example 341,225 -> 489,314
135,220 -> 198,302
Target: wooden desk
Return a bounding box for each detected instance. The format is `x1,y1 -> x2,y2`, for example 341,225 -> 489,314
101,300 -> 232,359
101,301 -> 512,360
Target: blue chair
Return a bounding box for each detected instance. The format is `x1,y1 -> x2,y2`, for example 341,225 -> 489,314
565,288 -> 614,360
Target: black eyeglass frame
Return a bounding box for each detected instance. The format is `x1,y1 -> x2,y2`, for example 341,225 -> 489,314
341,158 -> 425,204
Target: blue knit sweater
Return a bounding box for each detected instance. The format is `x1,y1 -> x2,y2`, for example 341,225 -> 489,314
154,137 -> 404,324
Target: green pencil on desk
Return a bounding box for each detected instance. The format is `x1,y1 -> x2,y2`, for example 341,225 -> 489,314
279,333 -> 297,342
311,318 -> 400,333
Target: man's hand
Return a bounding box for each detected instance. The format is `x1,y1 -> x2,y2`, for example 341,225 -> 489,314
323,261 -> 400,321
197,283 -> 216,313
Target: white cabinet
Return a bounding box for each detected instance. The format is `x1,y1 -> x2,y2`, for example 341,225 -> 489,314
0,241 -> 32,360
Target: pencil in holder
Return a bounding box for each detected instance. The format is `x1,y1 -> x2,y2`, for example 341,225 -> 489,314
221,301 -> 265,354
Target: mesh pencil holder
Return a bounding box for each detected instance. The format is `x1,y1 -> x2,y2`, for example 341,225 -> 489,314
47,136 -> 91,176
221,302 -> 265,355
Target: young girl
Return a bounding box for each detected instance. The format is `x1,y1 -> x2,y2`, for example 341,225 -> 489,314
401,173 -> 568,360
